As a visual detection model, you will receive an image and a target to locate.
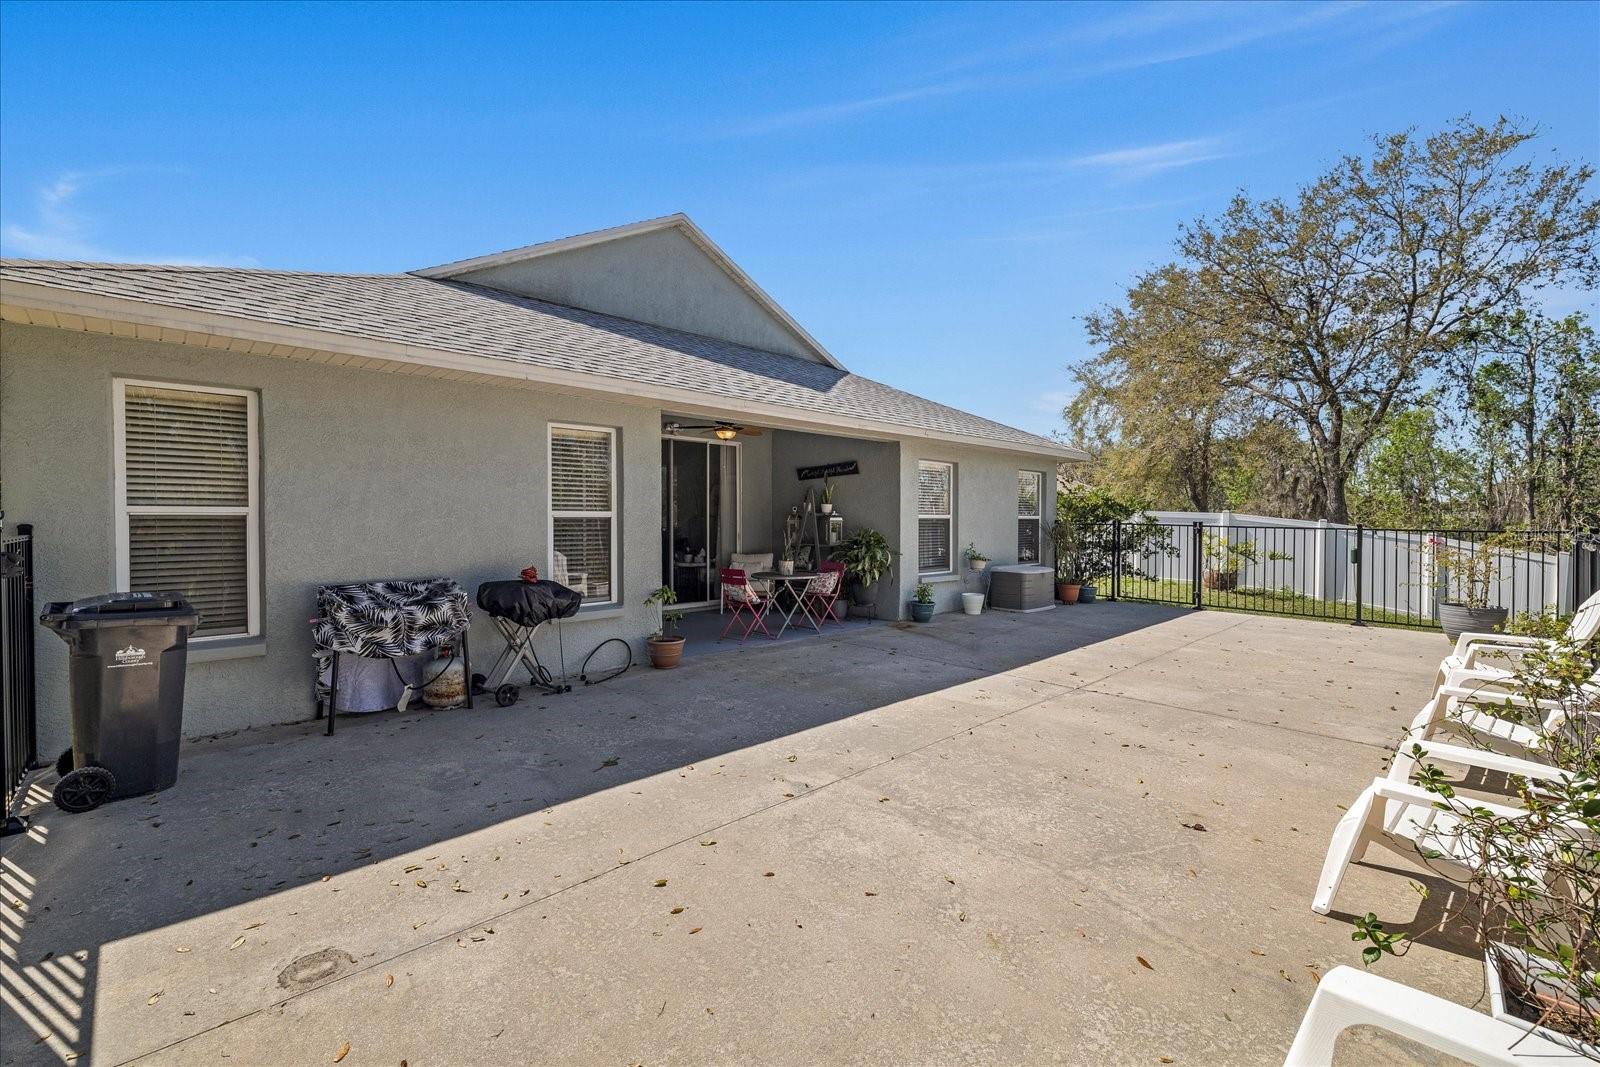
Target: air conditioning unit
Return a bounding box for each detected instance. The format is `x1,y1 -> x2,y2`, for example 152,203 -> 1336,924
987,564 -> 1055,612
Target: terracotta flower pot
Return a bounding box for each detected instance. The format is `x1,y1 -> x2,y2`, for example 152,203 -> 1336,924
1202,569 -> 1240,591
1057,582 -> 1081,604
647,635 -> 685,669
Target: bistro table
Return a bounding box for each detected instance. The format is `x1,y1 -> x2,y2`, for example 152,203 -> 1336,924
750,570 -> 822,637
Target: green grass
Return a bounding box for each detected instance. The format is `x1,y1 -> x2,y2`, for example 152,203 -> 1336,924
1108,577 -> 1428,629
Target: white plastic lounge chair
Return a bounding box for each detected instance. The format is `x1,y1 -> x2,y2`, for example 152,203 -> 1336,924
1399,677 -> 1598,775
1434,588 -> 1600,686
1313,741 -> 1573,915
1284,965 -> 1570,1066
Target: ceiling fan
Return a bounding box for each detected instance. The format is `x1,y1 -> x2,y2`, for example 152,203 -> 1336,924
663,421 -> 764,440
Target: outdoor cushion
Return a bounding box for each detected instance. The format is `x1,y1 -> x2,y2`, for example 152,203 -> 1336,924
731,552 -> 774,573
312,577 -> 471,659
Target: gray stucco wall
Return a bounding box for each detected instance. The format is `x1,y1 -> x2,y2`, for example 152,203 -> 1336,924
453,228 -> 817,362
895,444 -> 1058,616
1,323 -> 663,753
767,430 -> 903,618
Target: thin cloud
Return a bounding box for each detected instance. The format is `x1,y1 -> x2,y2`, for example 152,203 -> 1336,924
722,81 -> 973,137
1070,138 -> 1234,178
1,170 -> 255,265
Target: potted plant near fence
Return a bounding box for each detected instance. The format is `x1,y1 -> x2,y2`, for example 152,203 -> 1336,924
963,543 -> 989,573
909,582 -> 935,622
1356,637 -> 1600,1057
1199,532 -> 1291,591
1051,519 -> 1082,604
1425,535 -> 1509,640
644,586 -> 686,669
836,527 -> 894,617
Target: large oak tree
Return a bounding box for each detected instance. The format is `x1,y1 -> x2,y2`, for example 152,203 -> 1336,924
1137,117 -> 1598,522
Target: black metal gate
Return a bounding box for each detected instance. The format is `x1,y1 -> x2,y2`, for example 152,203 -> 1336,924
2,523 -> 38,831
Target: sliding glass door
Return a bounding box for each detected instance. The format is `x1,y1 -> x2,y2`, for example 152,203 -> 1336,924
661,438 -> 738,606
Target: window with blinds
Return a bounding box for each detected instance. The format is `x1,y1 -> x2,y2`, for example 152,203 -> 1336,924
550,425 -> 616,604
917,460 -> 953,574
116,381 -> 259,638
1018,470 -> 1043,563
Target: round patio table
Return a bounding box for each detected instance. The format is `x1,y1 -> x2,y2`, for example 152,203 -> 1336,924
751,570 -> 822,637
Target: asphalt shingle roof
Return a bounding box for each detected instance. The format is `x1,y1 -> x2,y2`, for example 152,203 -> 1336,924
0,260 -> 1070,455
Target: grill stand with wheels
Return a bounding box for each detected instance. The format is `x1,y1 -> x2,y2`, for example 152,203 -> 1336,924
473,580 -> 584,706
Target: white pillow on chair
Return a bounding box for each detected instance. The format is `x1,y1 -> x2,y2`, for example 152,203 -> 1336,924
730,552 -> 774,573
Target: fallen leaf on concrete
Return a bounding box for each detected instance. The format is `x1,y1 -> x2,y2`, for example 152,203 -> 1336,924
1278,969 -> 1293,982
763,872 -> 775,878
1306,966 -> 1321,983
451,883 -> 469,893
415,880 -> 428,888
1249,949 -> 1266,956
700,840 -> 716,847
689,927 -> 702,934
403,864 -> 422,873
1180,822 -> 1207,832
878,797 -> 889,803
653,879 -> 668,888
594,758 -> 620,772
1159,1057 -> 1174,1064
332,1040 -> 351,1062
785,755 -> 797,763
1137,956 -> 1154,970
175,946 -> 190,953
228,936 -> 245,950
864,891 -> 877,897
386,974 -> 394,987
670,907 -> 684,914
147,990 -> 163,1005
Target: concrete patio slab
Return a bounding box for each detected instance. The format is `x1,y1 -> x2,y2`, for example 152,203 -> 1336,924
1,603 -> 1486,1065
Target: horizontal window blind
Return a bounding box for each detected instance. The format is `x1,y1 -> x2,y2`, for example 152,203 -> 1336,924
551,428 -> 613,512
1018,470 -> 1042,563
129,515 -> 250,635
917,461 -> 953,574
117,381 -> 257,639
550,425 -> 617,604
125,386 -> 250,508
918,519 -> 951,573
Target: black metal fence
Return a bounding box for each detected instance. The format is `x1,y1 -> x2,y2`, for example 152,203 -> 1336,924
1070,520 -> 1598,629
2,523 -> 39,829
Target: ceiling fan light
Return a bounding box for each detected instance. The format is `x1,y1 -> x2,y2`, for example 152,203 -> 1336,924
714,426 -> 739,441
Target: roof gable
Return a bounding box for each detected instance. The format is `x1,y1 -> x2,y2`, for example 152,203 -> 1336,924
413,214 -> 840,368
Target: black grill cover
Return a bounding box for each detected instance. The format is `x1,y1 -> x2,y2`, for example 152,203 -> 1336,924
476,580 -> 583,628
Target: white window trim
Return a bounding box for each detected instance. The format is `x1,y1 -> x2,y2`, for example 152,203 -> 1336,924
917,459 -> 955,577
548,422 -> 619,608
112,378 -> 262,641
1018,469 -> 1043,563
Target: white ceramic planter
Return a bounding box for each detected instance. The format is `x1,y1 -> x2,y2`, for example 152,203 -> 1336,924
969,558 -> 988,572
961,592 -> 984,615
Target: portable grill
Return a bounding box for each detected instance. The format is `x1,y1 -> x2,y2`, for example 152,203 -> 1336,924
474,579 -> 584,705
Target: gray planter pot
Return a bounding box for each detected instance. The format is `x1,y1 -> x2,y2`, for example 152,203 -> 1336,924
1078,583 -> 1097,603
909,601 -> 935,622
1438,602 -> 1507,641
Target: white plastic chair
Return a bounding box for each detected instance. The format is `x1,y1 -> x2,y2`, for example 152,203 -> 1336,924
1434,588 -> 1600,685
1313,741 -> 1573,916
1400,676 -> 1598,774
1284,965 -> 1570,1065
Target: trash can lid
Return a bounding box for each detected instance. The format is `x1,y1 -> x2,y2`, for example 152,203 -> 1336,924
41,590 -> 196,624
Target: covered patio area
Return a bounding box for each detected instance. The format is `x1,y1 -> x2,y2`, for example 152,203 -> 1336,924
1,604 -> 1478,1066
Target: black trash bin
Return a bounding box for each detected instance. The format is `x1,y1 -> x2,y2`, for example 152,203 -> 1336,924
40,591 -> 199,812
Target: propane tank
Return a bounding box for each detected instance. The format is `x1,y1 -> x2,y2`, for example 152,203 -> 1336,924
423,643 -> 467,708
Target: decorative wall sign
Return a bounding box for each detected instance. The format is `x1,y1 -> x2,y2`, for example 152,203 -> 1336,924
797,460 -> 859,481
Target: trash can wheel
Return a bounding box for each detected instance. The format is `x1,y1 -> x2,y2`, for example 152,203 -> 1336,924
54,766 -> 117,814
494,684 -> 518,707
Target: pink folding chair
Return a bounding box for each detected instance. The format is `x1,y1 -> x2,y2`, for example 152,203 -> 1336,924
801,561 -> 846,628
719,568 -> 774,642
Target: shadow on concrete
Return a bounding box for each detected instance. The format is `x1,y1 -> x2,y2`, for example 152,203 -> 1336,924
0,600 -> 1186,1064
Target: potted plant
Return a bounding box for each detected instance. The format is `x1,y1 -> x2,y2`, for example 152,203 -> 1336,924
1425,535 -> 1509,639
963,543 -> 990,573
819,478 -> 836,515
909,582 -> 935,622
837,527 -> 894,616
1354,638 -> 1600,1056
1051,519 -> 1082,603
1200,533 -> 1291,591
644,586 -> 685,669
778,524 -> 797,576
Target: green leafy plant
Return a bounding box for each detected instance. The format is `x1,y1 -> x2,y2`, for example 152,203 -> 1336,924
962,543 -> 990,563
1365,636 -> 1600,1046
819,479 -> 836,507
1424,535 -> 1512,609
913,582 -> 934,605
1200,532 -> 1293,574
1056,483 -> 1176,584
1506,609 -> 1574,639
837,528 -> 894,588
644,586 -> 682,639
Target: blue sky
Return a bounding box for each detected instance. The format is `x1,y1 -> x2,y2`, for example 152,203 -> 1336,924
2,1 -> 1596,436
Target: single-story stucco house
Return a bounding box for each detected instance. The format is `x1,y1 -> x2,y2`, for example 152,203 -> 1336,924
1,213 -> 1082,749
